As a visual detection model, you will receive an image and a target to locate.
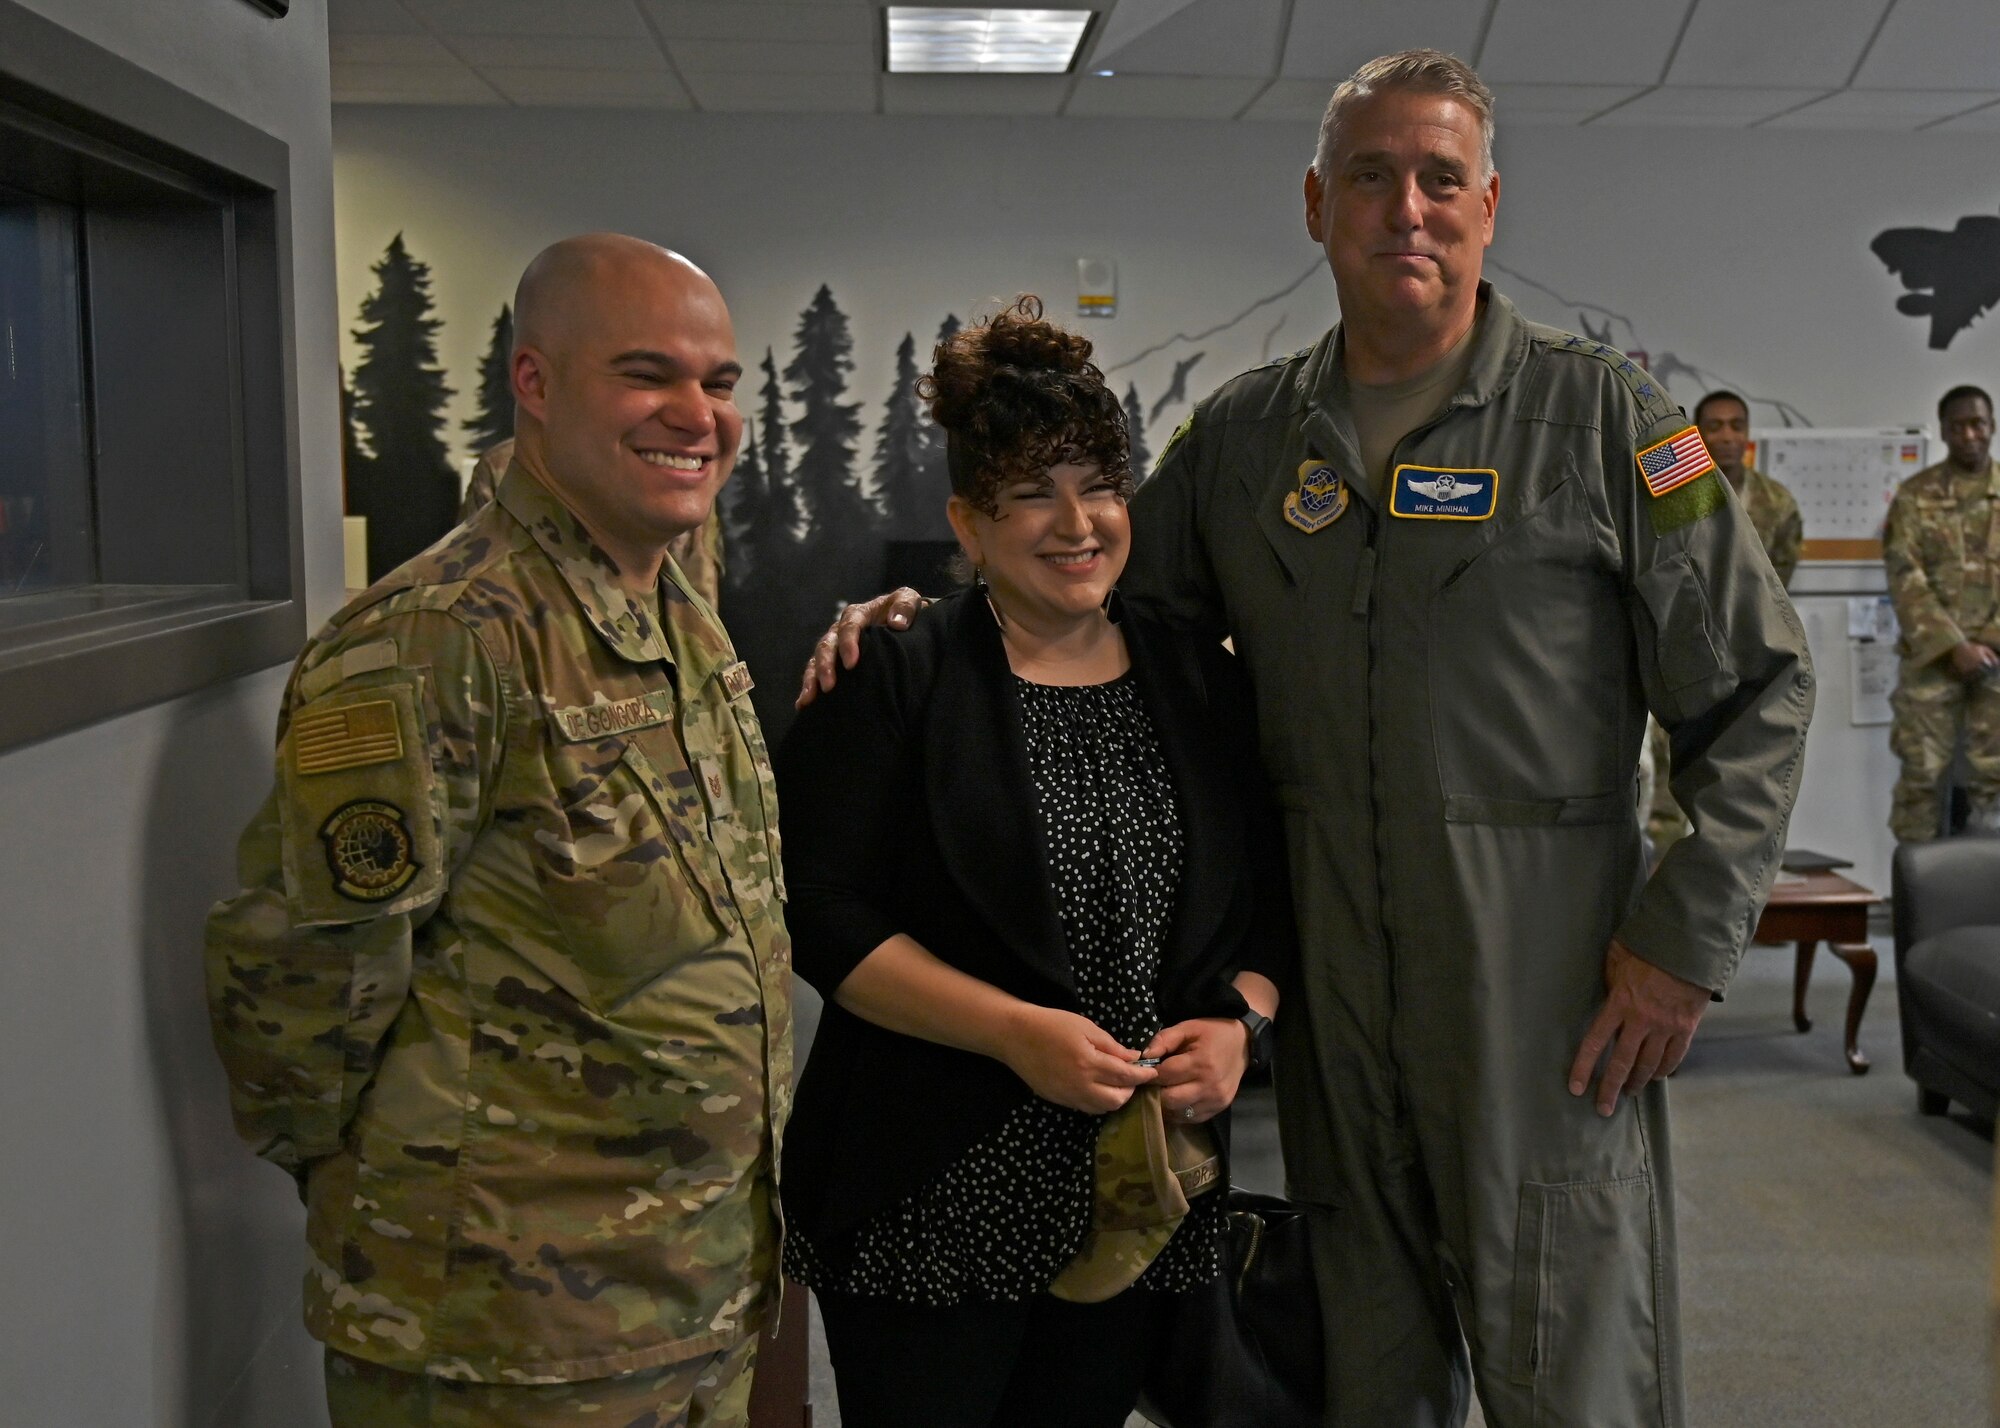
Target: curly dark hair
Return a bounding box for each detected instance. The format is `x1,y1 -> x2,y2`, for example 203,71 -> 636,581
917,295 -> 1132,516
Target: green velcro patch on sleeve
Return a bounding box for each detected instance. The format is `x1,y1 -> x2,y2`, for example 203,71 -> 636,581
1647,469 -> 1727,537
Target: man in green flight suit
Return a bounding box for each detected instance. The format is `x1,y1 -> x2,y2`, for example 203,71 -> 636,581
1883,383 -> 2000,840
1644,388 -> 1804,856
803,49 -> 1811,1428
206,234 -> 791,1427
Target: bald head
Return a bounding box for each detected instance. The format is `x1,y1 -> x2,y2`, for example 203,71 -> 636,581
506,232 -> 744,588
514,233 -> 719,361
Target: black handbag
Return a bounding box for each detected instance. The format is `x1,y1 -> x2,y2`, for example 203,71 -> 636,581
1136,1189 -> 1325,1428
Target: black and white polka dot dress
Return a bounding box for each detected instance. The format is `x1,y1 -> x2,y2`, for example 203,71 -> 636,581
786,672 -> 1226,1304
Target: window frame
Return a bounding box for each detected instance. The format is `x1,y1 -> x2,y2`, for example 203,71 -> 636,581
0,2 -> 306,752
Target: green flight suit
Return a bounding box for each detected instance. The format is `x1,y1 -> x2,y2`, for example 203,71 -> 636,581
1125,286 -> 1813,1428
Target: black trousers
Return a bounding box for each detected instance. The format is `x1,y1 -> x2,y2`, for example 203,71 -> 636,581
816,1287 -> 1169,1428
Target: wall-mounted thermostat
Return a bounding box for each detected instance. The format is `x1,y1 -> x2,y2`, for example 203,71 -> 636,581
1077,258 -> 1116,319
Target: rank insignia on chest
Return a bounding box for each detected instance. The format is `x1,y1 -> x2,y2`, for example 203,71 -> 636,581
1390,464 -> 1498,521
1282,460 -> 1349,533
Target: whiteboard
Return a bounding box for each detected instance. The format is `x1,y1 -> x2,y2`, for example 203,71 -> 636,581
1759,427 -> 1932,557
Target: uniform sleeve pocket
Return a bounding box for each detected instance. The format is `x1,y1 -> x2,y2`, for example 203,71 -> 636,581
1634,554 -> 1735,716
278,675 -> 443,926
1508,1174 -> 1665,1418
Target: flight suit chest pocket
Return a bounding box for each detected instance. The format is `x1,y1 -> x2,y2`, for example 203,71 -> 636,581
528,733 -> 731,1010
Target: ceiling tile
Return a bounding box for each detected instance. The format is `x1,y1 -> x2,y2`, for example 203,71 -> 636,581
1854,0 -> 2000,89
451,36 -> 668,71
1064,73 -> 1267,117
400,0 -> 648,39
1766,88 -> 1999,129
639,2 -> 873,45
1592,85 -> 1832,126
480,67 -> 693,106
1238,77 -> 1336,122
881,73 -> 1070,114
683,71 -> 879,112
1089,0 -> 1284,79
1479,0 -> 1697,85
330,61 -> 501,103
330,33 -> 457,65
1282,0 -> 1490,81
671,40 -> 873,74
1090,0 -> 1205,59
1666,0 -> 1891,88
1491,82 -> 1641,123
327,0 -> 423,34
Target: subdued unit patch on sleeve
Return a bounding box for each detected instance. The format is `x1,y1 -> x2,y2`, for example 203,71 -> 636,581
277,674 -> 442,924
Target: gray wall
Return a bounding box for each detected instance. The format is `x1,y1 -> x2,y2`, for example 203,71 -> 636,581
334,103 -> 1999,890
0,1 -> 344,1424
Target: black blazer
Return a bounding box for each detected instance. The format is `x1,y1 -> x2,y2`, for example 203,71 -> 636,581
774,589 -> 1295,1243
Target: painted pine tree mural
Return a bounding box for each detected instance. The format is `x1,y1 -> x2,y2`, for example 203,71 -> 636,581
1123,381 -> 1151,480
464,303 -> 514,456
348,233 -> 458,579
786,285 -> 870,548
874,333 -> 929,538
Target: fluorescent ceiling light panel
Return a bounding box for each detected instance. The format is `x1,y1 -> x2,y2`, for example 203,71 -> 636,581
886,8 -> 1093,74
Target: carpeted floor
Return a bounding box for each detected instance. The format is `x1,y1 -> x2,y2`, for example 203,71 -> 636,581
801,934 -> 1995,1426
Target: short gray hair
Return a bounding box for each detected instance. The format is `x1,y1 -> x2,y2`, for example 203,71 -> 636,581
1311,49 -> 1496,182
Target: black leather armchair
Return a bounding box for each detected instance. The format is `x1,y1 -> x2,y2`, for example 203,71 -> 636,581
1891,839 -> 2000,1119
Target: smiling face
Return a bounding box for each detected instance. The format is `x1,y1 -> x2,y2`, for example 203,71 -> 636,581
1304,88 -> 1498,333
514,247 -> 742,575
948,459 -> 1131,630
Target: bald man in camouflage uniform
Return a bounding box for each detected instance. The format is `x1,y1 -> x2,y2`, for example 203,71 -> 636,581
1884,384 -> 2000,841
206,235 -> 789,1426
462,437 -> 727,613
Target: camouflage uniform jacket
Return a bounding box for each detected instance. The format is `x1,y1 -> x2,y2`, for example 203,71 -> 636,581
205,461 -> 792,1383
1884,457 -> 2000,667
462,439 -> 726,611
1737,466 -> 1803,588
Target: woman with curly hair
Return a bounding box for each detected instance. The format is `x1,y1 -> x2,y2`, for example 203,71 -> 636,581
774,297 -> 1294,1427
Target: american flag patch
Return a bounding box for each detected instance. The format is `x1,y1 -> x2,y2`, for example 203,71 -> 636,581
1636,427 -> 1715,498
293,699 -> 404,775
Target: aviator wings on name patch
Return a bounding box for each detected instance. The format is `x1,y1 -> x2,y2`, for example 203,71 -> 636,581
1390,464 -> 1498,520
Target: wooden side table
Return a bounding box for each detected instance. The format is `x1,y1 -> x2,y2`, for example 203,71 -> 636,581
1752,870 -> 1881,1074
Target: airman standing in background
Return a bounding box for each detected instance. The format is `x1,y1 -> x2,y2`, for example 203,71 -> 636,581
206,233 -> 789,1427
1883,383 -> 2000,840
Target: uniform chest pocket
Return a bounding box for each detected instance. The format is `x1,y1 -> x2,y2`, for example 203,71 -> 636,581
1914,500 -> 1968,601
528,736 -> 732,1011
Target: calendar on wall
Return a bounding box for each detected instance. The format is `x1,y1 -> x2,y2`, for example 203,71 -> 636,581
1759,427 -> 1932,560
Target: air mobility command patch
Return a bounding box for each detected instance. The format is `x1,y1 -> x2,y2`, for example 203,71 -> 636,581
1282,460 -> 1349,533
1637,425 -> 1727,536
1390,464 -> 1497,520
